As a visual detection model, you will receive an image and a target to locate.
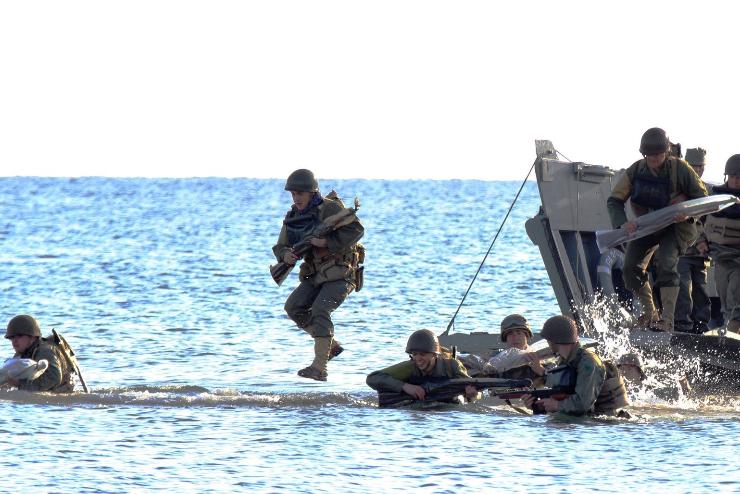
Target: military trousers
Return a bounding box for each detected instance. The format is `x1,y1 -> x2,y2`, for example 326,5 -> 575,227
622,226 -> 682,293
675,256 -> 711,330
714,255 -> 740,324
284,278 -> 353,338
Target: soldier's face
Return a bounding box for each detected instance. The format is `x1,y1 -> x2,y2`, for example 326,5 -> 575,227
8,334 -> 34,353
505,329 -> 529,350
728,175 -> 740,189
290,190 -> 313,210
691,165 -> 705,178
410,351 -> 436,374
645,152 -> 667,170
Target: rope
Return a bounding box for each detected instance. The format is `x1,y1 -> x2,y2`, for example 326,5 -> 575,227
444,158 -> 538,334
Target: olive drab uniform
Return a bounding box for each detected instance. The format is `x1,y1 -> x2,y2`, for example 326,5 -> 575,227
607,157 -> 708,329
547,344 -> 628,416
366,357 -> 471,395
703,184 -> 740,332
15,338 -> 74,393
273,189 -> 364,378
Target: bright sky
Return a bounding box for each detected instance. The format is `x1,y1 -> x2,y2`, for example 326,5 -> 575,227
1,1 -> 737,182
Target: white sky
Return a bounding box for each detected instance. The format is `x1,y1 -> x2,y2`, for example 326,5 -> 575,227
1,1 -> 738,182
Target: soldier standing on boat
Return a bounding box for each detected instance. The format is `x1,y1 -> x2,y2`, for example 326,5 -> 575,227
606,128 -> 708,331
698,155 -> 740,334
272,169 -> 364,381
4,315 -> 76,393
366,329 -> 478,402
521,316 -> 629,416
674,147 -> 712,333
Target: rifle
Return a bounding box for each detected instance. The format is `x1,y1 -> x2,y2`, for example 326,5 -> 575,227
270,197 -> 360,286
377,377 -> 533,408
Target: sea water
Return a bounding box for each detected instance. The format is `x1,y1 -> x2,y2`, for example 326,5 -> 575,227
0,177 -> 738,493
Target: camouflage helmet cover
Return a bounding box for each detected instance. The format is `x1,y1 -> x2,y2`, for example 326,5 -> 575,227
5,314 -> 41,339
684,147 -> 707,167
405,329 -> 440,354
285,169 -> 319,192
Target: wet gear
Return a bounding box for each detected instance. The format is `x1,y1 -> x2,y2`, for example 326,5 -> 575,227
366,356 -> 471,394
5,315 -> 41,339
14,332 -> 80,393
405,329 -> 440,354
639,127 -> 670,155
540,316 -> 578,344
500,314 -> 532,342
285,169 -> 319,192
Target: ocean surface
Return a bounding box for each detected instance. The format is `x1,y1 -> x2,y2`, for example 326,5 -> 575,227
1,177 -> 738,493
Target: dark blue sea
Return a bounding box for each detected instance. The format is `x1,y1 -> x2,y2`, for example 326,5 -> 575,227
1,177 -> 738,493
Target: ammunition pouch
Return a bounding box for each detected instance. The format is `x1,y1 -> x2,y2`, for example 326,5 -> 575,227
705,215 -> 740,245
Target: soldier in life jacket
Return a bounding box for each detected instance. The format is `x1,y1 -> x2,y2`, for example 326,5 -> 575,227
607,128 -> 708,332
697,155 -> 740,334
273,169 -> 364,381
366,329 -> 478,403
674,147 -> 712,333
4,315 -> 74,393
521,316 -> 629,416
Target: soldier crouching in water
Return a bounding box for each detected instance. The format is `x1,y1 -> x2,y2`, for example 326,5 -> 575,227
273,169 -> 364,381
699,154 -> 740,334
607,128 -> 708,332
4,315 -> 75,393
522,316 -> 629,417
366,329 -> 478,403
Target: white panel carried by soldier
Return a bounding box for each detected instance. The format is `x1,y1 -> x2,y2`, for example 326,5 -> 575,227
271,169 -> 365,381
4,314 -> 88,393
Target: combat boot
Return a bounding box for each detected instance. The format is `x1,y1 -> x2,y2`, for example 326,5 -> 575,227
632,284 -> 658,329
297,336 -> 332,381
328,340 -> 344,361
654,286 -> 680,332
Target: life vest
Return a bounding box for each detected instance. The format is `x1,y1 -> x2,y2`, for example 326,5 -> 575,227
704,186 -> 740,245
630,159 -> 678,214
594,360 -> 630,412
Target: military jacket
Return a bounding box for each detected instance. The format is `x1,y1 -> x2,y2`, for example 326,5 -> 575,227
366,357 -> 470,393
607,158 -> 708,250
15,339 -> 72,393
273,194 -> 364,285
547,344 -> 606,416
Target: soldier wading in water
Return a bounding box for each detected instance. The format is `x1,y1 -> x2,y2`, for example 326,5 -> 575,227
273,169 -> 364,381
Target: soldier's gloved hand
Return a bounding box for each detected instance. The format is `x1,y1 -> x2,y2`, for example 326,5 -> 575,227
283,251 -> 298,265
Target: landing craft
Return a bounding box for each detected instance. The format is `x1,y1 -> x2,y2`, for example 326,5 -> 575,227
440,140 -> 740,392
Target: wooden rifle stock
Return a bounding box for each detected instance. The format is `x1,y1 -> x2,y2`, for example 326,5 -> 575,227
377,377 -> 533,408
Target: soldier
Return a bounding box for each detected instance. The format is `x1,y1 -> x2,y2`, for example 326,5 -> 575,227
522,316 -> 628,416
366,329 -> 478,402
273,169 -> 364,381
674,147 -> 712,333
699,155 -> 740,334
607,128 -> 708,331
617,352 -> 647,387
4,315 -> 74,393
491,314 -> 545,384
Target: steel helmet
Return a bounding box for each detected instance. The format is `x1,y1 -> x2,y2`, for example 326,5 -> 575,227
405,329 -> 440,354
284,169 -> 319,192
5,314 -> 41,339
500,314 -> 533,342
725,154 -> 740,176
639,128 -> 670,155
540,315 -> 579,344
